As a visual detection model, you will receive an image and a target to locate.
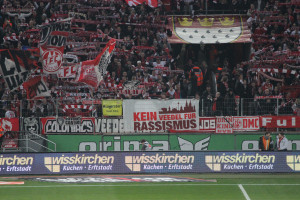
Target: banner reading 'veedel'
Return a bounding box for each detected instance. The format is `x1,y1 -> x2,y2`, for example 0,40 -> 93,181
123,99 -> 199,133
167,16 -> 251,44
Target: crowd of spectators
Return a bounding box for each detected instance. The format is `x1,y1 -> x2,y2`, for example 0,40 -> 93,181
0,0 -> 299,118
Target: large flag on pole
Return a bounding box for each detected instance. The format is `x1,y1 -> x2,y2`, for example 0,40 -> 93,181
75,39 -> 116,89
39,19 -> 71,74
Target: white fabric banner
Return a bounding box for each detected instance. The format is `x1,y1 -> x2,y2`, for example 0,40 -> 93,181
123,99 -> 199,133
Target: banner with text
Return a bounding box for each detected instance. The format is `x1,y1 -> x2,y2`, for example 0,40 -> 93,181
40,117 -> 125,134
260,116 -> 300,128
102,100 -> 123,117
123,99 -> 199,133
0,152 -> 300,175
47,134 -> 300,152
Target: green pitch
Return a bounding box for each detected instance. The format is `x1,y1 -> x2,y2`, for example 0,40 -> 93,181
1,174 -> 300,200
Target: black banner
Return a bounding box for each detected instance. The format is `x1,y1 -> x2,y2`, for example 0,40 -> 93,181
0,50 -> 38,91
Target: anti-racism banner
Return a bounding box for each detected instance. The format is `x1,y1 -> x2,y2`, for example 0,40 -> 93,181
22,76 -> 51,99
261,116 -> 300,128
40,117 -> 125,134
102,100 -> 122,117
0,118 -> 20,149
0,50 -> 38,91
0,151 -> 300,175
75,39 -> 116,89
123,99 -> 199,133
167,16 -> 251,44
47,133 -> 300,152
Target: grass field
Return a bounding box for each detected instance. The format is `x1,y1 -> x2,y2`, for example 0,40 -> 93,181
1,174 -> 300,200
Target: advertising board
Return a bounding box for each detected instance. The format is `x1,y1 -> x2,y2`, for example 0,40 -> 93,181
47,134 -> 300,152
0,152 -> 299,175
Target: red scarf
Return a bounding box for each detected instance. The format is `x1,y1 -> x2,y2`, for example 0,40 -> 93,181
278,137 -> 284,149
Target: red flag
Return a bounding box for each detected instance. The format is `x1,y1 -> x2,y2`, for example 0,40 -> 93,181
125,0 -> 158,8
39,18 -> 71,74
40,31 -> 69,74
75,39 -> 116,89
40,45 -> 64,74
23,76 -> 51,99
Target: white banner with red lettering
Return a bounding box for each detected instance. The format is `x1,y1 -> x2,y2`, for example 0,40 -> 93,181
197,116 -> 297,133
233,116 -> 260,131
123,99 -> 199,133
199,117 -> 216,132
216,116 -> 234,133
198,116 -> 260,133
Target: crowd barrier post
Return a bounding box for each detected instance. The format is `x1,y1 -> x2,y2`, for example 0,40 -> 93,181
241,98 -> 244,116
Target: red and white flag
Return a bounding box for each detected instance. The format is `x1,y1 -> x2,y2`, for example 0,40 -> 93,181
75,39 -> 116,89
125,0 -> 158,8
40,45 -> 64,74
22,76 -> 51,99
39,19 -> 71,74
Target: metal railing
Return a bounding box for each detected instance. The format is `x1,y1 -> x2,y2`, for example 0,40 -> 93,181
200,98 -> 299,117
20,131 -> 56,152
1,98 -> 299,118
1,131 -> 56,153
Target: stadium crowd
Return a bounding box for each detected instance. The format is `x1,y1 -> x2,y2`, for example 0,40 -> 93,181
0,0 -> 299,118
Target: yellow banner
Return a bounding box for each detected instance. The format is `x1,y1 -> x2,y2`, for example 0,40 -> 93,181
102,100 -> 123,116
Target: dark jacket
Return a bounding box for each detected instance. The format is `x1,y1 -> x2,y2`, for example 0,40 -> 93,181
259,136 -> 274,151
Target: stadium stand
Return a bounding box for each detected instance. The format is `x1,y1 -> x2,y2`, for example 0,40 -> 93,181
0,0 -> 299,118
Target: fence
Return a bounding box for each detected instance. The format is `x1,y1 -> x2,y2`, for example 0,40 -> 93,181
1,98 -> 299,118
196,97 -> 298,117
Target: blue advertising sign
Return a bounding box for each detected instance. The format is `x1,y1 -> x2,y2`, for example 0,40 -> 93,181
0,152 -> 299,175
